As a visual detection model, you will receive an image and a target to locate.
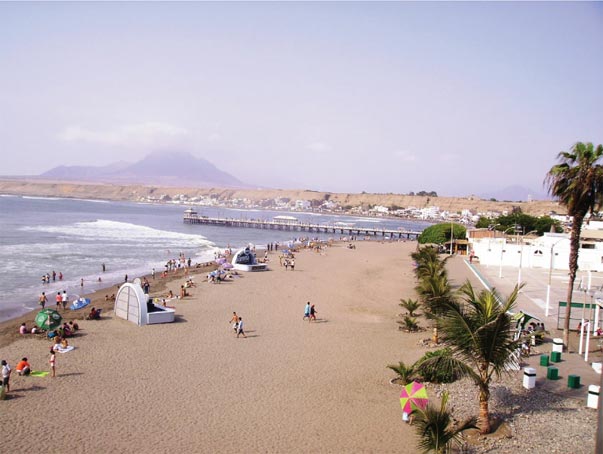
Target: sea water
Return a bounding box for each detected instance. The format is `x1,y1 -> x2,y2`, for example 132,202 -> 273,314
0,195 -> 431,322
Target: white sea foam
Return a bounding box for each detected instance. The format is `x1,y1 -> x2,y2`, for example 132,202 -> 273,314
21,195 -> 63,201
22,219 -> 214,246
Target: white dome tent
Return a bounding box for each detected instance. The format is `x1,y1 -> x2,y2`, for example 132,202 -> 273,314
114,280 -> 175,326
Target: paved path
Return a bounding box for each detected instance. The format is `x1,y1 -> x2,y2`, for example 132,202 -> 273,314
447,254 -> 602,400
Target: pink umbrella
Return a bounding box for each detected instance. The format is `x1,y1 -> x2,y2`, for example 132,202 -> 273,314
399,381 -> 428,414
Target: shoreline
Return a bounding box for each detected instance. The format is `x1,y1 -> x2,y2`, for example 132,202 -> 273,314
0,261 -> 218,348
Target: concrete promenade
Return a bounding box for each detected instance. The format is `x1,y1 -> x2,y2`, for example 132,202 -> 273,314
447,254 -> 602,401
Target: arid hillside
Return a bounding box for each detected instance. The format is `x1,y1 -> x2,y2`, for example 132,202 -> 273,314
0,179 -> 562,216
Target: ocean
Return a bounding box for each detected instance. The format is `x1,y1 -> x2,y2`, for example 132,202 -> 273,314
0,195 -> 431,322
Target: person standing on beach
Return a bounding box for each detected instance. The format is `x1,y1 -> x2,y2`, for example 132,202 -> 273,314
1,360 -> 11,392
55,292 -> 62,311
290,259 -> 295,271
61,291 -> 68,311
52,270 -> 56,281
237,317 -> 247,338
309,304 -> 317,322
102,263 -> 106,272
49,348 -> 56,378
303,302 -> 311,321
152,268 -> 156,280
80,278 -> 84,289
124,274 -> 128,283
230,312 -> 239,333
39,292 -> 47,309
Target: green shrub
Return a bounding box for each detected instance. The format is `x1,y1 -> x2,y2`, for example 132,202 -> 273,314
414,348 -> 461,384
418,223 -> 466,245
400,298 -> 420,316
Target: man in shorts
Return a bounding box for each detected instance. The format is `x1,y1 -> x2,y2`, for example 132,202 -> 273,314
62,290 -> 68,310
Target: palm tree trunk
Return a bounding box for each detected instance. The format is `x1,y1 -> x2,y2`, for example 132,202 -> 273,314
564,214 -> 584,349
478,387 -> 491,434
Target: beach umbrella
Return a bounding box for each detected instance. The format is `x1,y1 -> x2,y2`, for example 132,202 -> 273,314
35,309 -> 62,331
399,381 -> 429,414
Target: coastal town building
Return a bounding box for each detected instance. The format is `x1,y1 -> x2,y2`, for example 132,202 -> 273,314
467,221 -> 603,273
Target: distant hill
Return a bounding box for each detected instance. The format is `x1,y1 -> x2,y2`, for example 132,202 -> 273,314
478,185 -> 551,202
40,151 -> 247,188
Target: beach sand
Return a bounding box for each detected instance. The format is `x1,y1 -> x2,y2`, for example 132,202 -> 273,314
1,241 -> 424,453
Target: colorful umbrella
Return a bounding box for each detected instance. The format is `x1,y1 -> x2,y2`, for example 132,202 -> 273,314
399,381 -> 429,414
35,309 -> 62,331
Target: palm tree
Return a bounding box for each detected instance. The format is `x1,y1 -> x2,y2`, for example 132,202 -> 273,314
545,142 -> 603,348
400,298 -> 421,317
414,391 -> 477,454
422,281 -> 520,434
415,274 -> 456,319
387,361 -> 416,385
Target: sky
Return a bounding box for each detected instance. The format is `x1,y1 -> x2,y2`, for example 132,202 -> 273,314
1,2 -> 602,197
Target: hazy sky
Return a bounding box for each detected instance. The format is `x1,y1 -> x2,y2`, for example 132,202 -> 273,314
1,2 -> 602,197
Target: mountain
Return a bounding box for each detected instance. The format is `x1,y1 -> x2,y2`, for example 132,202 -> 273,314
40,152 -> 247,188
478,185 -> 551,202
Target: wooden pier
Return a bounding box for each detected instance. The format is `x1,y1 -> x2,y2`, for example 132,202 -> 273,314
183,211 -> 421,239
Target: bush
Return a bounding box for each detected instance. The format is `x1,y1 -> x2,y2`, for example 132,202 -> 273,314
414,348 -> 461,384
398,316 -> 419,332
418,223 -> 466,245
400,298 -> 420,316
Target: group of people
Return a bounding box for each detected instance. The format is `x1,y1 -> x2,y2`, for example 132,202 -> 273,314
283,258 -> 296,270
229,312 -> 246,338
20,322 -> 43,335
41,270 -> 63,284
303,302 -> 318,321
1,357 -> 33,393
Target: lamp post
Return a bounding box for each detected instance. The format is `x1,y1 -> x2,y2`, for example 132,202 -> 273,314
545,238 -> 565,317
517,230 -> 538,287
449,220 -> 453,256
498,226 -> 517,279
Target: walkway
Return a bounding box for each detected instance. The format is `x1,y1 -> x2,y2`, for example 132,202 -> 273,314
447,255 -> 602,400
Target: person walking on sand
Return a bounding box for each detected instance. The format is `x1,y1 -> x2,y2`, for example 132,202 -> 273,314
39,292 -> 47,309
309,304 -> 317,322
56,292 -> 62,311
303,302 -> 311,321
237,317 -> 247,338
49,348 -> 56,378
230,312 -> 239,333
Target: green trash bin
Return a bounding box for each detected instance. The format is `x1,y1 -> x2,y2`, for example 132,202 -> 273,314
551,351 -> 562,363
547,366 -> 559,380
540,354 -> 550,367
568,374 -> 581,389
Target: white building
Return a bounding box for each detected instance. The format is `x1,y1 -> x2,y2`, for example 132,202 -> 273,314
467,227 -> 603,273
295,200 -> 312,210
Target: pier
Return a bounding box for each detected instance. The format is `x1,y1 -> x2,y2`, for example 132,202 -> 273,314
183,211 -> 421,239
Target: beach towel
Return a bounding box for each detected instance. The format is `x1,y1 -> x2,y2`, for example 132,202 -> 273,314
30,371 -> 50,377
56,346 -> 75,353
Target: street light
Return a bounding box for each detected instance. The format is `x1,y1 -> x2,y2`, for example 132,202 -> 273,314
546,238 -> 565,317
498,226 -> 517,279
517,230 -> 538,286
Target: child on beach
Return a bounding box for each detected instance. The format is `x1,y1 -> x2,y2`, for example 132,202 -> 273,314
49,348 -> 56,378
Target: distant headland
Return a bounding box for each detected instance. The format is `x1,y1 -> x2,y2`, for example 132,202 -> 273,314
0,178 -> 561,219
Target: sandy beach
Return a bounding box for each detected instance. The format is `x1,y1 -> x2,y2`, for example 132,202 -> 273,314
1,241 -> 425,453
